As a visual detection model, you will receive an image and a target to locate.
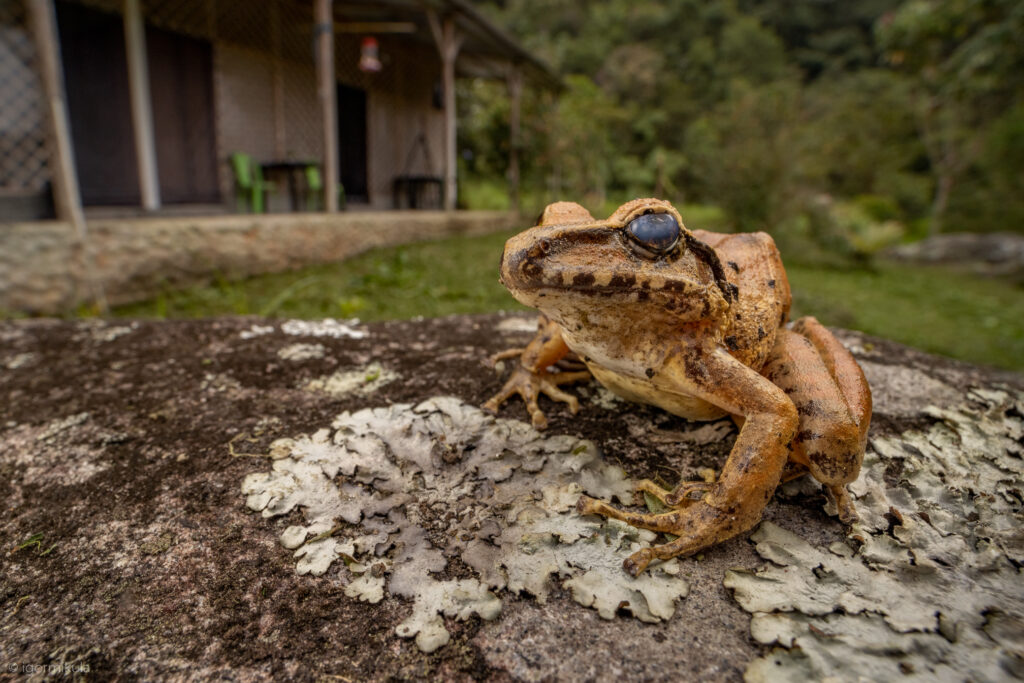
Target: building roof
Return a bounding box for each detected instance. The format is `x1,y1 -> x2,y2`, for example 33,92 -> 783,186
336,0 -> 561,90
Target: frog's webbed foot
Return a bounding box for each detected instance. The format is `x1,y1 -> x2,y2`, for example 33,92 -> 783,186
483,365 -> 590,430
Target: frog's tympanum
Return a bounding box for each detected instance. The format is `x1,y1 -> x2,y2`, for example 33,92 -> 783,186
484,199 -> 871,576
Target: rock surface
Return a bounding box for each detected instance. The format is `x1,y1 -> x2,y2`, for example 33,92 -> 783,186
885,231 -> 1024,280
1,313 -> 1021,681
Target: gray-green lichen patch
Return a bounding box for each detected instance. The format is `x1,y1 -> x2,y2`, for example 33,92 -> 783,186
586,385 -> 625,410
277,343 -> 327,361
3,351 -> 36,369
241,397 -> 689,652
239,318 -> 366,341
725,387 -> 1024,682
280,318 -> 367,339
240,323 -> 275,339
494,317 -> 538,335
72,320 -> 139,343
302,364 -> 397,398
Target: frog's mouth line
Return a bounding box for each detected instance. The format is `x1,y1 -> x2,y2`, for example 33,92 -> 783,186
520,280 -> 704,302
519,283 -> 720,322
507,265 -> 702,295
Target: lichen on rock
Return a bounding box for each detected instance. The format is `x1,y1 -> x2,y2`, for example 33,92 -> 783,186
725,387 -> 1024,682
240,396 -> 690,652
280,318 -> 367,339
303,364 -> 397,398
277,343 -> 327,361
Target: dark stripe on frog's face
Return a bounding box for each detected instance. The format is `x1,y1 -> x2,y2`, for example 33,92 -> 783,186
500,225 -> 620,292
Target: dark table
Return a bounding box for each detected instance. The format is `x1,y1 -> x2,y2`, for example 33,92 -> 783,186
261,160 -> 315,212
393,175 -> 443,210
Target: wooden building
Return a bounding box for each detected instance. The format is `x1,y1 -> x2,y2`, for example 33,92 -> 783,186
0,0 -> 558,221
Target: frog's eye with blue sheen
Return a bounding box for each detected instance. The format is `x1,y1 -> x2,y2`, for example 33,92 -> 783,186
626,212 -> 680,255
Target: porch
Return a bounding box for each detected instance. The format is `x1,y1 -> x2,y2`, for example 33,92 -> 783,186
0,0 -> 554,311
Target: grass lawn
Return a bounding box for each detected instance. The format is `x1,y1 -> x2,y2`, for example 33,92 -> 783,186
111,230 -> 1024,373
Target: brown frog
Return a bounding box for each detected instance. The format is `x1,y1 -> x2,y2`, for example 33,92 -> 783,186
484,198 -> 871,576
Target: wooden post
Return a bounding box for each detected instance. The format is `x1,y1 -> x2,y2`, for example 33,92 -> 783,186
507,63 -> 523,214
123,0 -> 160,211
427,12 -> 463,211
271,0 -> 286,158
315,0 -> 338,212
27,0 -> 108,312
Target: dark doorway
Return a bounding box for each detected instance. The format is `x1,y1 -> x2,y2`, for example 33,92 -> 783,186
57,1 -> 140,205
56,2 -> 219,207
337,84 -> 368,202
147,27 -> 219,204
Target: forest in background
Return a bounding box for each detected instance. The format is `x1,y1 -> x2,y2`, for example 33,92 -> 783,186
459,0 -> 1024,256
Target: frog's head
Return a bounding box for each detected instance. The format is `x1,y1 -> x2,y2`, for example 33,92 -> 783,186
499,198 -> 736,329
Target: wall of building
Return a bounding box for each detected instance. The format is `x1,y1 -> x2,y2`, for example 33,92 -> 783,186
196,20 -> 448,211
0,211 -> 520,313
213,43 -> 279,200
1,0 -> 449,216
0,1 -> 53,220
360,39 -> 445,210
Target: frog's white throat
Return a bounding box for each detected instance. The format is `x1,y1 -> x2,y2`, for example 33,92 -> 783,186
541,301 -> 678,381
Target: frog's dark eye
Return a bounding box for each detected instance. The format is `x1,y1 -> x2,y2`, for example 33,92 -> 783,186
626,212 -> 680,254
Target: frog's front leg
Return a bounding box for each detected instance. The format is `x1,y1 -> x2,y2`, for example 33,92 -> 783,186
482,315 -> 591,430
578,345 -> 798,575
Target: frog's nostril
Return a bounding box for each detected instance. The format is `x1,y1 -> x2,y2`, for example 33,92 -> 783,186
527,240 -> 551,260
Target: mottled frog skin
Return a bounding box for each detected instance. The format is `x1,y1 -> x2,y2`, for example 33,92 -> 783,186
484,198 -> 872,575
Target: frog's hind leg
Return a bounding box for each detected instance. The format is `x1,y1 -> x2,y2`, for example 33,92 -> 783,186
761,317 -> 872,523
789,317 -> 872,447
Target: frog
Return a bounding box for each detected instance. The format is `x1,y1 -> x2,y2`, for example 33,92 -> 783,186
483,198 -> 872,576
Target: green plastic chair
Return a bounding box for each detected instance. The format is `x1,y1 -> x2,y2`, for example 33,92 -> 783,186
305,164 -> 346,211
230,153 -> 274,213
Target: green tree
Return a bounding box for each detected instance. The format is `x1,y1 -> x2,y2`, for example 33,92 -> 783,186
877,0 -> 1024,233
466,0 -> 1022,238
799,70 -> 925,211
547,75 -> 623,205
685,80 -> 802,232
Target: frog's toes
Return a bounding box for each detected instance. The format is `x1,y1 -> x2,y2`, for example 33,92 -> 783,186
576,495 -> 600,516
828,484 -> 858,524
548,369 -> 591,386
487,347 -> 525,366
663,481 -> 713,507
538,380 -> 580,413
634,479 -> 710,509
623,548 -> 655,577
